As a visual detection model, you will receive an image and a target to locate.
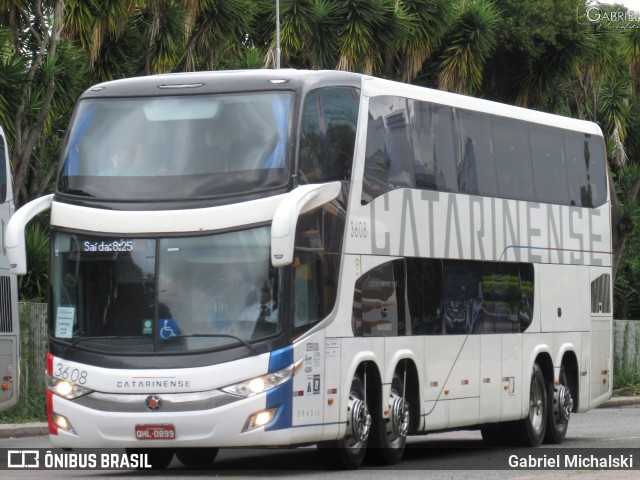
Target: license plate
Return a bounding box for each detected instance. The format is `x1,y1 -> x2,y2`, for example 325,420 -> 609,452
135,424 -> 176,440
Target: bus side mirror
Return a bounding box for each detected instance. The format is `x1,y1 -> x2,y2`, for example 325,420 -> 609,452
5,194 -> 53,275
271,182 -> 341,267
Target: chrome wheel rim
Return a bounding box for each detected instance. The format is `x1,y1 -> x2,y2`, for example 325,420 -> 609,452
529,373 -> 544,434
345,392 -> 371,449
387,390 -> 410,448
554,384 -> 573,423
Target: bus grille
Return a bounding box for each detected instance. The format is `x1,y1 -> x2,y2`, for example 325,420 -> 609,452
0,276 -> 12,333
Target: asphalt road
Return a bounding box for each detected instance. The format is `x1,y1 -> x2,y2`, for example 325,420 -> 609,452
1,405 -> 640,479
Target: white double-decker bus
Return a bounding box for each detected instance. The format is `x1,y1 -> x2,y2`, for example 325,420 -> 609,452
7,70 -> 612,468
0,126 -> 19,413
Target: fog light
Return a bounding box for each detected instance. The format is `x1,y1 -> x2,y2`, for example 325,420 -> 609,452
52,412 -> 76,434
243,408 -> 277,432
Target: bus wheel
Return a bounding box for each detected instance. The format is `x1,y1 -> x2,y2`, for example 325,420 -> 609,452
175,448 -> 219,466
544,366 -> 573,444
368,372 -> 409,465
126,448 -> 174,469
319,375 -> 371,469
513,363 -> 547,446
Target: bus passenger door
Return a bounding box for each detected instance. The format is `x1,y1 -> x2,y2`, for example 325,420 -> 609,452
0,126 -> 19,412
424,261 -> 481,430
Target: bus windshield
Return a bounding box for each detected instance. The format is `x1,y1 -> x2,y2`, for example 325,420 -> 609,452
50,227 -> 281,354
57,91 -> 293,201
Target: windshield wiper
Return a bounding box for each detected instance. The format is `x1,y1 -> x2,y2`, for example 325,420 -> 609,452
176,333 -> 258,355
59,335 -> 149,354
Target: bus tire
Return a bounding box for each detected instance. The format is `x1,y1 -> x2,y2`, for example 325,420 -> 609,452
544,365 -> 572,444
367,371 -> 409,465
318,375 -> 371,469
512,363 -> 547,446
126,448 -> 174,469
175,447 -> 219,466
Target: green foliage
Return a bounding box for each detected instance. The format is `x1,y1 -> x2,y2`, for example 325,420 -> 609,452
438,0 -> 501,95
18,223 -> 50,302
334,0 -> 401,75
0,304 -> 47,423
5,0 -> 640,317
613,322 -> 640,395
399,0 -> 452,82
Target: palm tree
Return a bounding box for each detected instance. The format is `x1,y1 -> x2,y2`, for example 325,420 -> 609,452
334,0 -> 405,75
141,0 -> 186,74
1,0 -> 89,205
64,0 -> 137,72
398,0 -> 452,83
438,0 -> 500,95
259,0 -> 340,70
182,0 -> 255,71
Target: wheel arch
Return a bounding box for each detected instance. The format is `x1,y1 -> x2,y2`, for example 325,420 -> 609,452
533,351 -> 554,386
338,353 -> 382,438
388,356 -> 421,435
560,350 -> 580,412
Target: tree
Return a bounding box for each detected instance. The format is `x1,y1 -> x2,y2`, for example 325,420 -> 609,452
1,0 -> 89,205
437,0 -> 500,95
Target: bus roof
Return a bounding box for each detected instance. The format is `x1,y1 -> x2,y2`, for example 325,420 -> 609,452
80,69 -> 363,99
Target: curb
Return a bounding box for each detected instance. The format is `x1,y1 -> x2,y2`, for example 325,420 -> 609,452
0,423 -> 48,439
598,395 -> 640,408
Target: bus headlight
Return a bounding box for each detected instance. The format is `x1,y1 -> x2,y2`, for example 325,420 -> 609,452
221,359 -> 302,398
46,375 -> 93,400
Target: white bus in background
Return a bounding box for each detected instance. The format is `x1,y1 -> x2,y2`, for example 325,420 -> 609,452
0,126 -> 19,413
6,70 -> 612,468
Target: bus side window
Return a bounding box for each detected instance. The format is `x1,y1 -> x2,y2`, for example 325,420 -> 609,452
405,258 -> 444,335
386,100 -> 415,191
298,87 -> 358,184
565,133 -> 606,208
362,112 -> 388,202
492,117 -> 535,201
443,261 -> 482,335
481,263 -> 522,333
362,96 -> 414,202
456,109 -> 496,197
412,102 -> 458,194
519,263 -> 534,330
353,260 -> 405,337
363,96 -> 460,203
586,135 -> 607,207
530,125 -> 569,205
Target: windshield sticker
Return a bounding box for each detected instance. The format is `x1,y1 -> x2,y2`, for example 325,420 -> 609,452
82,240 -> 133,253
142,319 -> 152,335
55,307 -> 75,338
158,318 -> 179,340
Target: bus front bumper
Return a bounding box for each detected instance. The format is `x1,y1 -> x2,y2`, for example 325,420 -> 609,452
48,389 -> 293,448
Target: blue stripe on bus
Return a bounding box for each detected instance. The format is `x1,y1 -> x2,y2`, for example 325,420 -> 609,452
268,346 -> 293,373
266,346 -> 293,431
